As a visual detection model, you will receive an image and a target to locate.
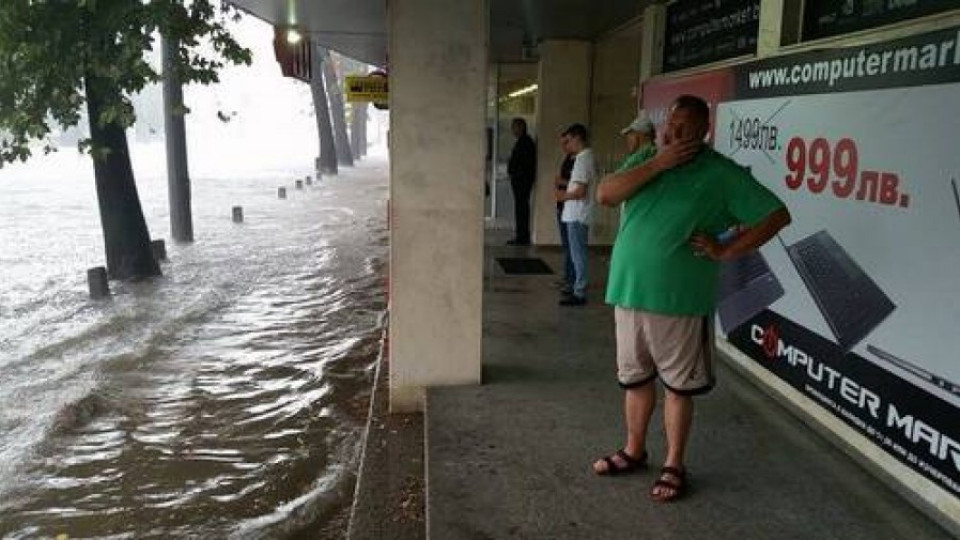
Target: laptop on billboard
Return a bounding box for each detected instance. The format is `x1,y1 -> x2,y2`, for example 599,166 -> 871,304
716,250 -> 785,334
783,230 -> 895,351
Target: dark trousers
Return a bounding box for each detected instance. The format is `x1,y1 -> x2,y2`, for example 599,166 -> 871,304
510,179 -> 533,243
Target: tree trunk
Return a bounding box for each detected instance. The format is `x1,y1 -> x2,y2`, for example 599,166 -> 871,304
162,36 -> 194,243
311,47 -> 338,175
85,75 -> 162,281
319,48 -> 354,167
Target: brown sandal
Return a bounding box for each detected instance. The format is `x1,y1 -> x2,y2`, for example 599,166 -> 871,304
593,449 -> 648,476
650,466 -> 687,502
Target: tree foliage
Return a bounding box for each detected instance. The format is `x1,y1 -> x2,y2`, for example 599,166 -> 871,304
0,0 -> 252,164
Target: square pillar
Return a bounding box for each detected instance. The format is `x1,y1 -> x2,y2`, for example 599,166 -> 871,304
531,40 -> 593,246
388,0 -> 487,412
640,4 -> 667,81
758,0 -> 785,57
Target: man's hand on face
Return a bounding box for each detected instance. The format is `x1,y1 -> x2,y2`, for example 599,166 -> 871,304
653,137 -> 701,173
654,104 -> 708,174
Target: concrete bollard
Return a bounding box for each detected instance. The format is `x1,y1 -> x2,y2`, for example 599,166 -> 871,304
151,239 -> 167,262
305,175 -> 312,186
232,206 -> 243,223
87,267 -> 109,299
295,179 -> 304,190
278,187 -> 287,199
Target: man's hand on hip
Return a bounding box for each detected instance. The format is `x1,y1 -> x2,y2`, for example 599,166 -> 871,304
689,208 -> 792,262
689,233 -> 727,261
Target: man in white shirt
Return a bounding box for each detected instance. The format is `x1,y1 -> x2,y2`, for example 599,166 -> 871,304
555,123 -> 596,306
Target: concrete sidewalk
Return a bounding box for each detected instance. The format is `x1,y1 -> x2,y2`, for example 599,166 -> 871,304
425,233 -> 952,540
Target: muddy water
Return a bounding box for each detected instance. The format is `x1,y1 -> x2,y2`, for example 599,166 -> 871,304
0,154 -> 388,538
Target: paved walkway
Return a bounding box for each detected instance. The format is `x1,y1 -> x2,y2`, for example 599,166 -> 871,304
425,231 -> 952,540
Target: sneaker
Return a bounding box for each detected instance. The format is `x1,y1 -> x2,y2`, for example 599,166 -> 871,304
559,294 -> 587,306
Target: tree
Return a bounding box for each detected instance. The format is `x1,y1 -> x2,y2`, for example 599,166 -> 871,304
0,0 -> 251,280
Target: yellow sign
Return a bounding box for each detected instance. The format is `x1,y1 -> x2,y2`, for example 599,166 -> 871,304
345,75 -> 388,103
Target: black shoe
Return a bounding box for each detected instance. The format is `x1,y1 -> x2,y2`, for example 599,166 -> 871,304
559,294 -> 587,306
507,239 -> 530,246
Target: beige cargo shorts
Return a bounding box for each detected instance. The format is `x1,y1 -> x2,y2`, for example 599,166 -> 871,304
614,306 -> 716,395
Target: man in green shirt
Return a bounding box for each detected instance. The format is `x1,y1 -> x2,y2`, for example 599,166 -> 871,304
615,114 -> 658,230
592,95 -> 792,503
617,113 -> 658,173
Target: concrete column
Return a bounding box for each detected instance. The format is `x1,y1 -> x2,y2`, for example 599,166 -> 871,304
311,46 -> 338,175
388,0 -> 487,412
359,105 -> 368,157
639,4 -> 667,82
351,102 -> 368,160
162,36 -> 193,243
758,0 -> 785,57
319,48 -> 355,166
531,40 -> 592,246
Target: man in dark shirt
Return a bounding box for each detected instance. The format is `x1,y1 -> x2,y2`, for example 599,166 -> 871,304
555,134 -> 576,291
507,118 -> 537,245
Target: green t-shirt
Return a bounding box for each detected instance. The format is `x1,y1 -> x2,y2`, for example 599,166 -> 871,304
615,143 -> 658,229
605,147 -> 785,316
616,144 -> 658,173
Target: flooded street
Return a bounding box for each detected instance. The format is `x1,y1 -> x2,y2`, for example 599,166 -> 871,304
0,151 -> 389,538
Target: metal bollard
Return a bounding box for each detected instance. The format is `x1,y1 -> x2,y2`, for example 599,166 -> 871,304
232,206 -> 243,223
278,187 -> 287,199
151,239 -> 167,262
87,267 -> 109,299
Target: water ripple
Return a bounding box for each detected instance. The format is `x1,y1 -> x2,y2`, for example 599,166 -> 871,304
0,158 -> 388,538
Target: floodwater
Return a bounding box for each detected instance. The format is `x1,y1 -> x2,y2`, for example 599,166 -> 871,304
0,147 -> 389,538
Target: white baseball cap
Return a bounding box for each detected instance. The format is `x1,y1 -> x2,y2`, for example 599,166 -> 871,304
620,114 -> 655,135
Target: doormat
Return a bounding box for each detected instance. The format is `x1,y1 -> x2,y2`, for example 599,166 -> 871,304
496,257 -> 553,275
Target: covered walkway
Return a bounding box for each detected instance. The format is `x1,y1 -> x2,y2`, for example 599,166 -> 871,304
423,230 -> 952,539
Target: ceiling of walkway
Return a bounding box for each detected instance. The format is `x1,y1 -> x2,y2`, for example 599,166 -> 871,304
228,0 -> 645,67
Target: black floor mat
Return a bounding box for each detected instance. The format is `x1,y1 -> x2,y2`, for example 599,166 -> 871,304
496,257 -> 553,275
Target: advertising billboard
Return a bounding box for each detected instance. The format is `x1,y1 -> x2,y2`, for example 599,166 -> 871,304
643,25 -> 960,498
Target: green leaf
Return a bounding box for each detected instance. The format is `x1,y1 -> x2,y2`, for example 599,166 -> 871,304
0,0 -> 251,166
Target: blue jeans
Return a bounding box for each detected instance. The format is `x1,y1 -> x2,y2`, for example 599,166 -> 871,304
557,207 -> 574,286
565,221 -> 589,298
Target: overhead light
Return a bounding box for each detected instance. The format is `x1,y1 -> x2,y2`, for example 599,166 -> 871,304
508,84 -> 538,99
286,29 -> 303,45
